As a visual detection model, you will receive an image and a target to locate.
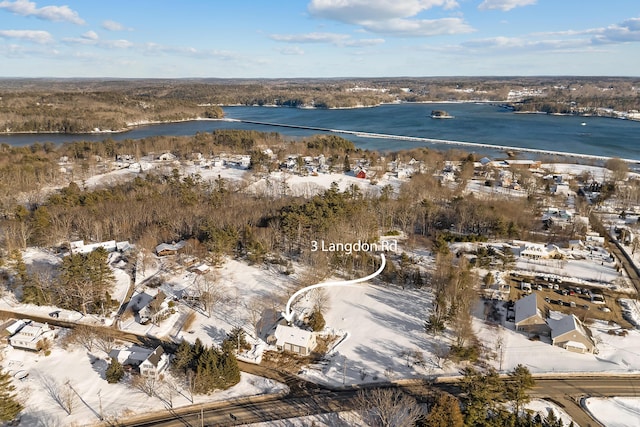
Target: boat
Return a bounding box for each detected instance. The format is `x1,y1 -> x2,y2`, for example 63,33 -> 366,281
581,122 -> 587,126
430,110 -> 454,119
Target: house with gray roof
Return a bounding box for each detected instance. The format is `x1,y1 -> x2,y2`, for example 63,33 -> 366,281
549,314 -> 596,354
514,293 -> 550,336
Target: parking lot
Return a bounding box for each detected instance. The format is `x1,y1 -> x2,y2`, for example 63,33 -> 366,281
507,273 -> 632,328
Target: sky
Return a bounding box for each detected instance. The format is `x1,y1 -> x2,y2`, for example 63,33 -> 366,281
0,0 -> 639,78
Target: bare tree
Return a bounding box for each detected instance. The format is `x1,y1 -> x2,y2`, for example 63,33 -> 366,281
132,375 -> 156,397
245,297 -> 266,339
39,375 -> 75,415
355,388 -> 425,427
309,287 -> 331,315
194,272 -> 223,317
94,327 -> 118,355
65,324 -> 96,352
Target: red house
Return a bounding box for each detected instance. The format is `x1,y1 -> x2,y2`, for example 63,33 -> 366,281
356,170 -> 367,179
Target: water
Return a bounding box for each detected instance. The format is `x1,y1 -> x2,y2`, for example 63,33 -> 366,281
1,103 -> 639,160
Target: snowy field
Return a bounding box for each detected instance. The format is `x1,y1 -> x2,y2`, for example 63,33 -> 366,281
585,397 -> 640,427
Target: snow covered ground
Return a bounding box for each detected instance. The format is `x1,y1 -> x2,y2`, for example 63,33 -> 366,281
585,397 -> 640,427
525,399 -> 577,427
2,341 -> 286,427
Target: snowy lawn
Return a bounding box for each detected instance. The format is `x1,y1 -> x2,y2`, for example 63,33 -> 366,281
584,397 -> 640,427
2,340 -> 286,427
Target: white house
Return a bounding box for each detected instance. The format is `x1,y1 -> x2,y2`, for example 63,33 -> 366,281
274,324 -> 317,356
8,321 -> 57,351
109,345 -> 169,378
139,346 -> 170,379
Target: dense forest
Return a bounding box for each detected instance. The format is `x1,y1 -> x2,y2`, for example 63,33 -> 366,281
0,77 -> 638,133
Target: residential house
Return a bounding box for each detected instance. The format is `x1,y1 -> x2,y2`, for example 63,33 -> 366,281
518,242 -> 549,259
155,240 -> 186,256
109,345 -> 169,378
549,314 -> 596,354
274,324 -> 317,356
139,346 -> 170,379
514,294 -> 550,336
8,321 -> 57,351
137,290 -> 169,324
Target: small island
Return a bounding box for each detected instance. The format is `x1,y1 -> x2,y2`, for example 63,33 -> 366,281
430,109 -> 454,119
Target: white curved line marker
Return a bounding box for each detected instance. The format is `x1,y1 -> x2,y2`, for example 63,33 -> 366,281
283,253 -> 386,323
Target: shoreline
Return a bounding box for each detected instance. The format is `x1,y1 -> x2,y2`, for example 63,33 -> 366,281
1,101 -> 638,137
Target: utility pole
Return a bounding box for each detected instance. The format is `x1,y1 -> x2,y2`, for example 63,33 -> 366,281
98,389 -> 103,421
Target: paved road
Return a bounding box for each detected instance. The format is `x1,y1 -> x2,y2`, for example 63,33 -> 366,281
4,309 -> 639,426
116,376 -> 640,427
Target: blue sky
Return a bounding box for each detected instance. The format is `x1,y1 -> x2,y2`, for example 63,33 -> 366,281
0,0 -> 639,78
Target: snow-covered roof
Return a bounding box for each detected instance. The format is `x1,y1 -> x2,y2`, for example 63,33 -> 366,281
275,324 -> 313,348
549,314 -> 587,339
515,294 -> 543,325
155,240 -> 186,254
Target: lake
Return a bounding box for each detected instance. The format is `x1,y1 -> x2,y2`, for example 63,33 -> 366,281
2,103 -> 640,161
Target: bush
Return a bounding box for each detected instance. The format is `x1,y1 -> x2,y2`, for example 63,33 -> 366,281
307,309 -> 326,332
449,344 -> 480,362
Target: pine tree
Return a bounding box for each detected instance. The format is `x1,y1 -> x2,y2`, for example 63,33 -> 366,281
506,364 -> 535,417
219,349 -> 241,388
0,368 -> 23,422
105,357 -> 125,383
425,393 -> 463,427
172,340 -> 194,373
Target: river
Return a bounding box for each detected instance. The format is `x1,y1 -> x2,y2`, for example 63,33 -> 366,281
2,103 -> 640,161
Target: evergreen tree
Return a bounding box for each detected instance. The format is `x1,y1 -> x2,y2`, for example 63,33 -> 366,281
0,368 -> 23,422
506,364 -> 535,417
459,367 -> 505,427
172,340 -> 194,373
425,393 -> 463,427
219,348 -> 241,387
105,357 -> 124,383
343,154 -> 351,172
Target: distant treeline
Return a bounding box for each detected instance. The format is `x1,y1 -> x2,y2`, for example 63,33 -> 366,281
1,77 -> 639,134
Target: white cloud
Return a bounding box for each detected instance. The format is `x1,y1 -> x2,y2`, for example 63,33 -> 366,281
309,0 -> 458,22
361,17 -> 473,36
64,34 -> 133,49
593,18 -> 640,44
463,36 -> 587,51
102,20 -> 131,32
0,29 -> 53,43
82,30 -> 98,41
478,0 -> 536,11
270,32 -> 384,47
0,0 -> 85,24
277,46 -> 305,55
307,0 -> 470,37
